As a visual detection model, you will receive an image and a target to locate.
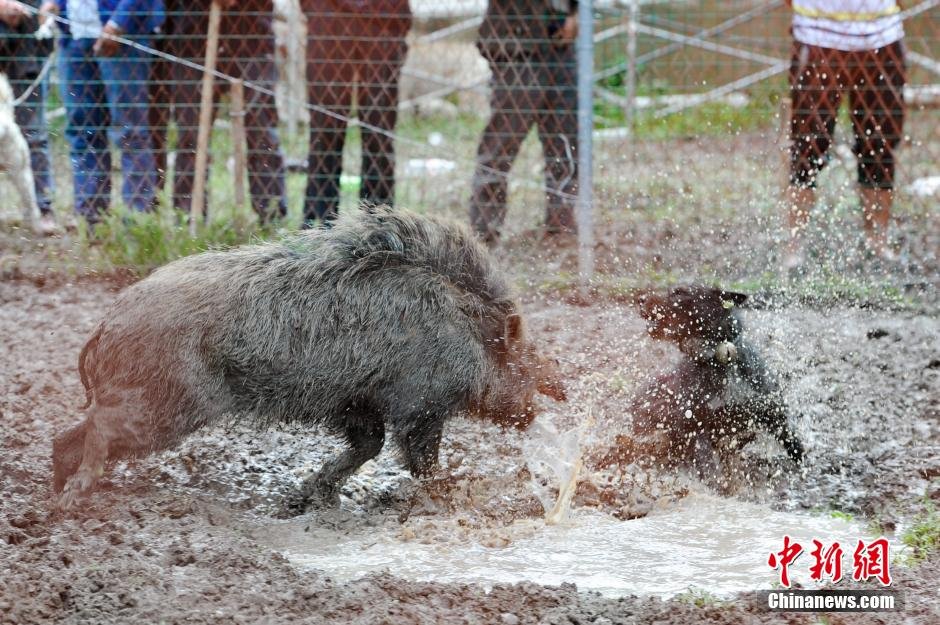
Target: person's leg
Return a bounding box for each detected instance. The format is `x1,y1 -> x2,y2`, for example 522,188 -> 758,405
357,22 -> 409,208
859,187 -> 893,257
783,186 -> 816,266
98,40 -> 157,212
469,58 -> 536,243
170,50 -> 209,214
785,43 -> 842,269
535,42 -> 578,235
850,42 -> 906,259
238,55 -> 287,221
304,20 -> 352,225
149,35 -> 172,196
58,38 -> 111,225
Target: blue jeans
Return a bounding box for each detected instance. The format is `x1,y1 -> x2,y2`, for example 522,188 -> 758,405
10,73 -> 54,215
58,37 -> 156,221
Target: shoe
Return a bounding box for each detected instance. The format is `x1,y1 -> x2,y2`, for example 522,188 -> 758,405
782,248 -> 806,281
871,246 -> 899,264
517,226 -> 578,247
34,213 -> 62,237
542,229 -> 578,248
862,246 -> 903,276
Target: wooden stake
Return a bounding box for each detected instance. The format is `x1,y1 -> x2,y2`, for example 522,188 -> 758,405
230,78 -> 247,212
778,97 -> 792,189
190,0 -> 222,235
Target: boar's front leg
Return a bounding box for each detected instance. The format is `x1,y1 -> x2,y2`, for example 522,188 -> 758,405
282,419 -> 385,515
394,413 -> 445,478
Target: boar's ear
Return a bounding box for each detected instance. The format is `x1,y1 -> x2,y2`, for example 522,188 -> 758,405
503,313 -> 524,349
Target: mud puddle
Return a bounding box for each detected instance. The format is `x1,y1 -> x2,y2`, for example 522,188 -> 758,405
261,493 -> 891,597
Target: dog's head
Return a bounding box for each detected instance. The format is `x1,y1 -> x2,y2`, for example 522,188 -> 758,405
0,72 -> 14,118
635,285 -> 747,363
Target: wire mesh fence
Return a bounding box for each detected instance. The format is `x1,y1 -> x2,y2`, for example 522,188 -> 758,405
0,0 -> 937,277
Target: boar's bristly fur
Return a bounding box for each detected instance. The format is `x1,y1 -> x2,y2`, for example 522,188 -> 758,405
54,207 -> 565,512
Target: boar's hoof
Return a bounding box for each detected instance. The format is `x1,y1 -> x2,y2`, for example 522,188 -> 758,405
278,484 -> 341,518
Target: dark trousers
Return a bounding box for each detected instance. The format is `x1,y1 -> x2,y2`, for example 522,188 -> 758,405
172,53 -> 286,219
149,34 -> 171,195
789,41 -> 906,190
470,43 -> 578,240
304,16 -> 409,223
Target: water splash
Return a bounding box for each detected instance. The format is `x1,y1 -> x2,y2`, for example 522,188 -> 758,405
523,406 -> 594,525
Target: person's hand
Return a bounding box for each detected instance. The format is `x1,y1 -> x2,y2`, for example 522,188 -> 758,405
0,0 -> 30,27
38,1 -> 58,24
555,14 -> 578,45
93,21 -> 122,56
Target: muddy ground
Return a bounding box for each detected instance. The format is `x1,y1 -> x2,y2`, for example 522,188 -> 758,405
2,243 -> 938,624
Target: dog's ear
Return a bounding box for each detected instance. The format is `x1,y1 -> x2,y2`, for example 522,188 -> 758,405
634,290 -> 664,319
721,290 -> 748,307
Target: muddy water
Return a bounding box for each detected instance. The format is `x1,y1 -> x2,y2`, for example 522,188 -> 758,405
262,493 -> 888,598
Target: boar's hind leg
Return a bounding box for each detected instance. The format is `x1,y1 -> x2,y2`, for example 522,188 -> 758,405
56,400 -> 151,511
282,420 -> 386,515
55,407 -> 116,511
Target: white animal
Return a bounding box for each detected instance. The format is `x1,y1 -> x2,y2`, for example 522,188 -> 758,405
0,71 -> 42,232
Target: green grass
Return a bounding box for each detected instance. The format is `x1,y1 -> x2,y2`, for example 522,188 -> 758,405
899,500 -> 940,565
88,204 -> 263,274
829,510 -> 854,522
675,587 -> 725,608
594,83 -> 784,140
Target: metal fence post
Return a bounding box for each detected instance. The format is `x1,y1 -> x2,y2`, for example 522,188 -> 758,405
577,0 -> 595,287
626,0 -> 639,143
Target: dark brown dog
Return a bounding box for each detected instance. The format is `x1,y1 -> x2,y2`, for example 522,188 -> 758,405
627,285 -> 804,480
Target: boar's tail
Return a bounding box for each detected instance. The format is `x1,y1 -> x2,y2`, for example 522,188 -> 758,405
78,328 -> 102,410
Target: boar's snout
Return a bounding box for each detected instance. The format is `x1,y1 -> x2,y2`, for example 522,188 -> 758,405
493,356 -> 566,431
536,357 -> 567,402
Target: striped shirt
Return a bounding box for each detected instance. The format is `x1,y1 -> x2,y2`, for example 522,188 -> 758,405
66,0 -> 102,39
792,1 -> 904,51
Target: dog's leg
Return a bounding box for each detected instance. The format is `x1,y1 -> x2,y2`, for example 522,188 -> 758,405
690,432 -> 723,488
10,154 -> 41,230
737,342 -> 804,463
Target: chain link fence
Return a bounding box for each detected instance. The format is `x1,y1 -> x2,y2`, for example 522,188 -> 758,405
0,0 -> 937,280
